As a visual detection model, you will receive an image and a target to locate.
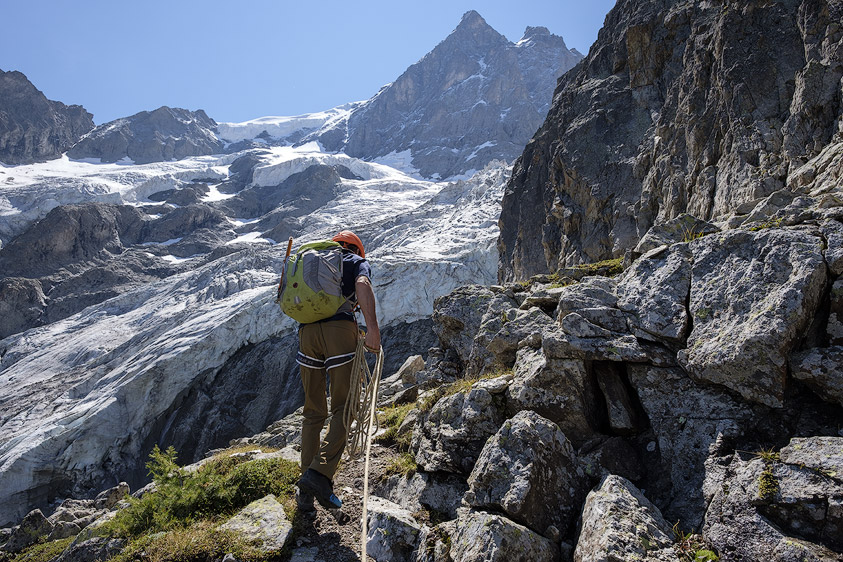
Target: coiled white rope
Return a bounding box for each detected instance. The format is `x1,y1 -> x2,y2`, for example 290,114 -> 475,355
342,337 -> 384,561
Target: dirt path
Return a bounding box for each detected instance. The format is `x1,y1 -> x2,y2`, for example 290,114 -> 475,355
286,444 -> 396,562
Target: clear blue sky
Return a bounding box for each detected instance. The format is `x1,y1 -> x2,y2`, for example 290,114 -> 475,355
1,1 -> 616,125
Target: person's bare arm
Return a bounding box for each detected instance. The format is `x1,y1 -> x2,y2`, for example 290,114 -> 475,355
356,275 -> 380,352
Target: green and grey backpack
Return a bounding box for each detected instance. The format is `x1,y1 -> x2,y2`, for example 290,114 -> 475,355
278,240 -> 348,324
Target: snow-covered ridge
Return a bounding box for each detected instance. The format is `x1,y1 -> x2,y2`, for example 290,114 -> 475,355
216,103 -> 359,144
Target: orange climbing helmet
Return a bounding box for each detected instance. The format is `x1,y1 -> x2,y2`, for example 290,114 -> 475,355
332,230 -> 365,258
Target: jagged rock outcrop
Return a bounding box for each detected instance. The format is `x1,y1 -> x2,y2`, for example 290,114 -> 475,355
464,410 -> 588,538
450,509 -> 559,562
0,70 -> 94,165
575,475 -> 678,562
499,0 -> 843,280
314,11 -> 583,178
67,106 -> 223,164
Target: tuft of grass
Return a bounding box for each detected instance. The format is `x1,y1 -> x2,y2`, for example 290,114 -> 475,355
100,445 -> 300,539
572,258 -> 624,277
375,403 -> 415,451
381,453 -> 418,481
682,225 -> 707,242
7,537 -> 74,562
748,217 -> 783,231
110,521 -> 268,562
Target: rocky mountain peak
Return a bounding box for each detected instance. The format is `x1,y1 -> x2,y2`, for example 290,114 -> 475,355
0,69 -> 94,165
313,11 -> 583,179
67,105 -> 223,164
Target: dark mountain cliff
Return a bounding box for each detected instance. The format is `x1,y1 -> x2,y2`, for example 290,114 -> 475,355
498,0 -> 843,280
0,70 -> 94,165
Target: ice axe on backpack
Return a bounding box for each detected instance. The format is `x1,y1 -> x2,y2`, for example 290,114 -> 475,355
275,236 -> 294,303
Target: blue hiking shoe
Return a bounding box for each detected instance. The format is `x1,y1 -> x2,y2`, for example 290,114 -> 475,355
298,468 -> 343,509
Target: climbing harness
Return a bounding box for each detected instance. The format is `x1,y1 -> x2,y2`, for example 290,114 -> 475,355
342,336 -> 384,562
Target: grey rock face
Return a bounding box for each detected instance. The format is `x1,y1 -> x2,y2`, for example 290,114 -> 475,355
499,0 -> 843,280
0,278 -> 46,340
0,70 -> 94,165
432,285 -> 501,368
315,11 -> 583,179
506,348 -> 599,447
365,496 -> 423,562
413,385 -> 505,474
0,203 -> 147,278
678,229 -> 827,407
704,437 -> 843,560
616,244 -> 691,344
450,509 -> 559,562
464,410 -> 588,538
574,475 -> 677,562
627,365 -> 754,530
67,106 -> 223,164
791,346 -> 843,406
372,471 -> 467,521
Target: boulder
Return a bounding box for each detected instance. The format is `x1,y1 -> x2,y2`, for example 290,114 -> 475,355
449,509 -> 559,562
413,385 -> 505,474
616,244 -> 692,344
506,348 -> 599,447
464,410 -> 588,538
574,475 -> 678,562
55,537 -> 126,562
627,365 -> 755,529
485,306 -> 555,367
219,495 -> 292,554
593,361 -> 645,434
519,285 -> 568,311
397,355 -> 425,384
790,347 -> 843,406
678,229 -> 827,407
0,509 -> 53,553
365,496 -> 423,562
432,286 -> 503,367
373,470 -> 467,521
704,437 -> 843,559
94,482 -> 130,510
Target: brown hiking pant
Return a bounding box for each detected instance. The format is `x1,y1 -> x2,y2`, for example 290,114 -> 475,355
297,319 -> 359,481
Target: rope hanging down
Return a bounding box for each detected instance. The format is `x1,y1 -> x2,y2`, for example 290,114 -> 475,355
343,337 -> 384,459
342,336 -> 384,562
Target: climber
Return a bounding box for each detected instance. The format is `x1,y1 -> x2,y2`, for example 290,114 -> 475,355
295,230 -> 381,512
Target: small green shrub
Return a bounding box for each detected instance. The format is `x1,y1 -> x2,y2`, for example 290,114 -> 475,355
101,445 -> 300,538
